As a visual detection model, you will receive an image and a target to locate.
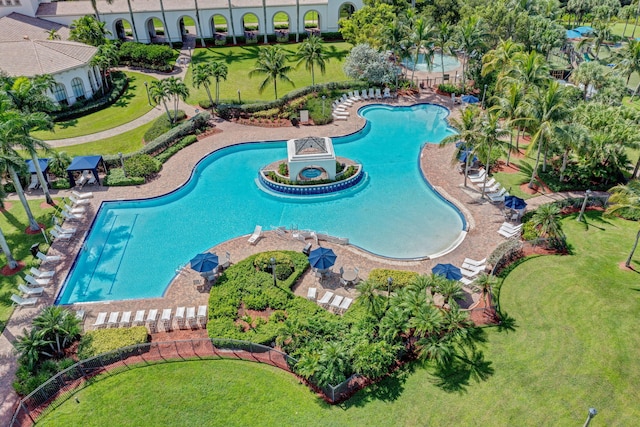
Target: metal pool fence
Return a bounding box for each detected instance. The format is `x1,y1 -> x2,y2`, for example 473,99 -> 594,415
10,338 -> 361,426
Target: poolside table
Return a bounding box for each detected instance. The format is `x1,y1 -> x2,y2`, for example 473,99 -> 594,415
341,268 -> 358,285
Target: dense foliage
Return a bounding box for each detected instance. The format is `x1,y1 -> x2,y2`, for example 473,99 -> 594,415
119,42 -> 175,71
77,327 -> 149,359
143,110 -> 187,142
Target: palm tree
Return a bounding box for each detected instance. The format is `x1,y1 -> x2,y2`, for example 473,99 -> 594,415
409,16 -> 435,85
476,109 -> 510,198
577,21 -> 613,60
69,15 -> 110,47
556,122 -> 589,183
356,279 -> 383,319
434,21 -> 453,83
249,46 -> 294,100
454,16 -> 487,88
619,5 -> 635,38
531,203 -> 564,242
0,222 -> 18,269
493,80 -> 524,166
33,306 -> 81,357
474,272 -> 497,305
519,81 -> 570,188
502,50 -> 550,93
409,304 -> 442,337
149,80 -> 172,122
89,0 -> 113,22
192,63 -> 215,110
125,0 -> 139,42
45,28 -> 61,40
14,328 -> 52,372
194,0 -> 206,47
165,77 -> 189,124
569,61 -> 607,101
227,0 -> 237,45
440,105 -> 482,187
48,151 -> 72,179
295,35 -> 328,87
614,39 -> 640,98
606,181 -> 640,267
481,39 -> 524,78
158,0 -> 173,48
261,0 -> 268,44
211,62 -> 228,105
316,341 -> 349,386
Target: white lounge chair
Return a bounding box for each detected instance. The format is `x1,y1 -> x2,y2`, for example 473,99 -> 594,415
330,295 -> 344,311
368,88 -> 375,98
134,310 -> 146,326
468,169 -> 486,180
460,267 -> 481,278
463,257 -> 487,267
339,94 -> 354,106
76,310 -> 85,322
93,312 -> 107,329
383,88 -> 391,98
28,174 -> 39,190
375,88 -> 382,99
25,274 -> 50,286
18,284 -> 44,296
87,174 -> 97,185
332,113 -> 348,121
30,267 -> 54,278
500,222 -> 523,231
487,187 -> 507,199
489,191 -> 509,203
64,203 -> 85,215
459,276 -> 476,286
146,309 -> 158,332
161,308 -> 172,331
470,173 -> 489,184
361,89 -> 369,100
55,224 -> 77,234
51,229 -> 73,241
339,297 -> 353,312
461,263 -> 485,273
197,305 -> 207,325
75,174 -> 88,187
69,195 -> 90,205
72,190 -> 93,199
36,251 -> 61,262
498,227 -> 521,238
189,306 -> 198,327
307,287 -> 317,300
221,251 -> 231,269
107,312 -> 119,327
175,306 -> 186,329
120,311 -> 132,327
62,210 -> 83,221
348,91 -> 361,102
318,291 -> 334,306
477,177 -> 497,188
11,294 -> 38,306
247,225 -> 263,245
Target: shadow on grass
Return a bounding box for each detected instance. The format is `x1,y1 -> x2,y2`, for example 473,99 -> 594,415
57,119 -> 79,129
338,363 -> 416,408
113,84 -> 136,108
429,349 -> 494,393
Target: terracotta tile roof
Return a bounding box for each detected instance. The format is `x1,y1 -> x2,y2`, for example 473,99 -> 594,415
0,12 -> 71,41
0,39 -> 97,77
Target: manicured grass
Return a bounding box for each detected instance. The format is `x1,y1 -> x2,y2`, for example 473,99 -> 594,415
32,72 -> 157,140
52,121 -> 151,157
0,200 -> 58,330
35,212 -> 640,425
184,42 -> 351,105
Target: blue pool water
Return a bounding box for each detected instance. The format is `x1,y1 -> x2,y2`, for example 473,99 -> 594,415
300,168 -> 323,179
57,104 -> 463,304
403,54 -> 461,72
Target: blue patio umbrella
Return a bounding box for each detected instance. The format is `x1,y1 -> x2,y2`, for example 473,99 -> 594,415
458,149 -> 477,164
190,252 -> 219,273
566,29 -> 582,39
573,26 -> 594,36
461,95 -> 479,104
432,263 -> 463,281
504,195 -> 527,210
308,247 -> 337,270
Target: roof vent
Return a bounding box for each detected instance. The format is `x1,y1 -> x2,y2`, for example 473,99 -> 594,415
23,35 -> 29,40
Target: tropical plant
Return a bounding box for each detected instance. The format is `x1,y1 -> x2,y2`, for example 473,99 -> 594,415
409,16 -> 435,84
440,105 -> 482,187
69,15 -> 110,46
343,43 -> 396,85
211,61 -> 228,105
14,328 -> 53,372
605,180 -> 640,267
476,109 -> 510,197
531,203 -> 564,245
166,77 -> 189,123
48,151 -> 72,178
32,306 -> 82,358
434,21 -> 454,83
157,0 -> 173,48
45,28 -> 61,41
149,79 -> 172,122
614,39 -> 640,98
492,80 -> 524,165
474,272 -> 497,305
481,39 -> 524,78
569,61 -> 608,101
295,35 -> 328,87
192,63 -> 215,110
88,0 -> 113,22
454,16 -> 488,88
249,46 -> 294,100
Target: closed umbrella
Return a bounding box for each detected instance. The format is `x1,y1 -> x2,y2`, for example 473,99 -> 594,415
504,196 -> 527,210
461,95 -> 479,104
308,247 -> 337,270
432,263 -> 462,281
190,252 -> 219,273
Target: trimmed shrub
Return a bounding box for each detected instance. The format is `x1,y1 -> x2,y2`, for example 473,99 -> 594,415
104,168 -> 145,186
50,179 -> 71,189
124,154 -> 161,179
156,135 -> 198,163
119,42 -> 174,71
367,269 -> 420,290
13,358 -> 76,396
144,110 -> 187,142
77,327 -> 149,359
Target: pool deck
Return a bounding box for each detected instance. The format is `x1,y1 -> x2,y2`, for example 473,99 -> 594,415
0,90 -> 515,423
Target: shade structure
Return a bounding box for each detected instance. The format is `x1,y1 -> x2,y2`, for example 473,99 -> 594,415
308,247 -> 337,270
26,158 -> 50,174
461,95 -> 479,103
504,195 -> 527,210
573,26 -> 594,36
432,263 -> 463,281
190,252 -> 219,273
566,29 -> 582,39
66,155 -> 105,186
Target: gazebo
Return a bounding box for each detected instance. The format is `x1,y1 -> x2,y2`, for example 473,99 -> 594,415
25,158 -> 50,185
66,155 -> 106,186
286,136 -> 336,182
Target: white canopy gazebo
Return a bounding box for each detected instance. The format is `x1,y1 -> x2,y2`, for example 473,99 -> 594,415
286,136 -> 336,182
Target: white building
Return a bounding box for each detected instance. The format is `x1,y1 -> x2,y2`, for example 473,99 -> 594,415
0,0 -> 361,45
0,13 -> 102,106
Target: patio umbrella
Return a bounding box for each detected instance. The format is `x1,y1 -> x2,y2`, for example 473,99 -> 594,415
566,29 -> 582,39
190,252 -> 219,273
504,195 -> 527,210
573,26 -> 594,36
432,263 -> 463,281
308,247 -> 337,270
461,95 -> 479,104
458,149 -> 477,164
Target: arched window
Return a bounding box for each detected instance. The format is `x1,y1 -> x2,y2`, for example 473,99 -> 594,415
71,78 -> 85,100
52,83 -> 68,105
88,71 -> 96,92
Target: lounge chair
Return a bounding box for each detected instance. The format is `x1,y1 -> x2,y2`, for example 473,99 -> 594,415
186,307 -> 197,328
339,94 -> 354,106
477,177 -> 497,188
146,309 -> 158,332
18,284 -> 44,296
107,312 -> 119,327
348,91 -> 361,102
482,183 -> 502,194
332,101 -> 348,113
339,297 -> 353,313
461,262 -> 485,273
134,310 -> 145,326
333,109 -> 350,117
69,195 -> 90,205
463,257 -> 487,267
498,227 -> 521,238
470,173 -> 489,183
487,188 -> 507,200
460,267 -> 481,278
332,113 -> 348,121
307,287 -> 317,300
64,203 -> 85,215
247,225 -> 263,245
87,173 -> 97,185
375,88 -> 382,99
330,295 -> 344,311
500,222 -> 523,231
161,308 -> 172,331
459,276 -> 476,286
175,306 -> 186,329
25,274 -> 50,286
468,169 -> 486,180
62,210 -> 83,221
489,191 -> 509,204
76,310 -> 85,322
197,305 -> 207,325
75,174 -> 88,187
28,174 -> 39,191
93,312 -> 107,329
72,190 -> 93,199
221,251 -> 231,269
318,291 -> 334,306
55,224 -> 77,234
51,229 -> 73,241
361,89 -> 368,100
36,251 -> 61,262
383,88 -> 391,98
368,88 -> 375,98
30,267 -> 55,278
120,311 -> 132,327
11,294 -> 38,306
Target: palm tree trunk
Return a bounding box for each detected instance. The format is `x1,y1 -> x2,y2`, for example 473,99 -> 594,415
528,138 -> 543,189
634,4 -> 640,39
159,0 -> 173,48
204,84 -> 214,110
295,0 -> 300,42
0,227 -> 18,269
126,0 -> 139,42
215,78 -> 220,104
543,145 -> 548,172
481,147 -> 492,198
31,153 -> 53,205
194,0 -> 206,47
9,167 -> 40,231
262,0 -> 268,44
560,149 -> 569,182
625,229 -> 640,267
632,155 -> 640,178
506,131 -> 514,166
227,0 -> 237,45
161,100 -> 172,122
441,50 -> 445,82
623,18 -> 629,38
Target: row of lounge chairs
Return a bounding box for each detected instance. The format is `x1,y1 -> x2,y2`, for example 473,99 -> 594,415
314,290 -> 353,314
331,88 -> 394,121
75,170 -> 97,188
93,306 -> 208,331
498,222 -> 522,239
469,169 -> 508,203
458,257 -> 487,291
10,266 -> 58,307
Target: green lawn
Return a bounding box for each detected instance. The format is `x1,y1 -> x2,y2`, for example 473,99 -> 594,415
32,72 -> 157,141
53,121 -> 151,157
36,212 -> 640,425
184,42 -> 351,105
0,200 -> 59,329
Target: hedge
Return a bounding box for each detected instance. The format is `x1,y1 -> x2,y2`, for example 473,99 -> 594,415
104,168 -> 145,186
77,327 -> 149,359
367,269 -> 420,290
119,42 -> 174,71
51,72 -> 128,122
143,110 -> 187,142
155,135 -> 198,163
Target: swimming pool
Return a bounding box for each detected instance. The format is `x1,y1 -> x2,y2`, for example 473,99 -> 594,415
56,104 -> 464,304
403,54 -> 461,72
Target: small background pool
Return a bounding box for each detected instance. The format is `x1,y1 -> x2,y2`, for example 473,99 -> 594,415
57,104 -> 462,304
300,168 -> 323,179
403,54 -> 461,73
